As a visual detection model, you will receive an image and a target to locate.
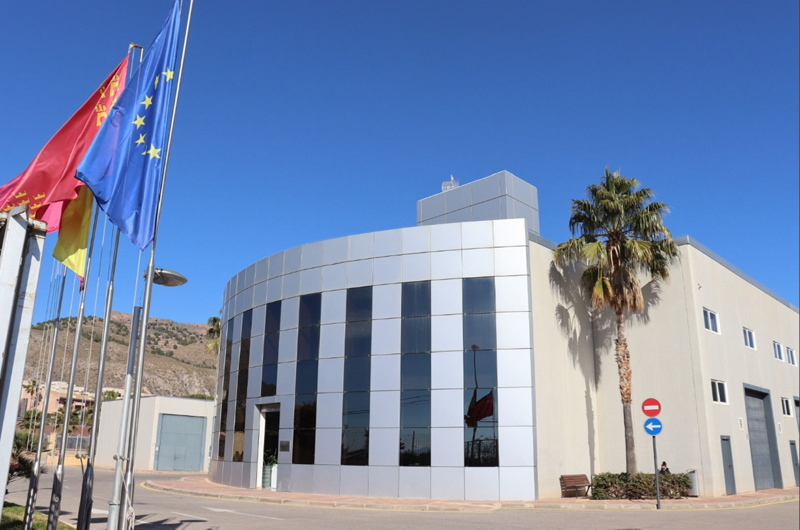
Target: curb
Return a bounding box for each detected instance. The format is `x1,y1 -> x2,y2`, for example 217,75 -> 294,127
143,480 -> 799,513
143,481 -> 498,513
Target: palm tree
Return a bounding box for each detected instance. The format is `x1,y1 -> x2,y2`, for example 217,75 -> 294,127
206,316 -> 221,353
554,169 -> 678,474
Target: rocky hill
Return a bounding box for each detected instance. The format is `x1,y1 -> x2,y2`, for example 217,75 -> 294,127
24,311 -> 218,397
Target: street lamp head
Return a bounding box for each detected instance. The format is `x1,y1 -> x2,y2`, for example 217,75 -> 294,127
144,268 -> 188,287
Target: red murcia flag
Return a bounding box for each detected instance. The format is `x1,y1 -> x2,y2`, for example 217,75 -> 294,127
464,389 -> 495,428
0,56 -> 129,232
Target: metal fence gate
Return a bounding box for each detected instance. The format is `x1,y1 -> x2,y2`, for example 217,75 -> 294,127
744,390 -> 776,490
155,414 -> 207,471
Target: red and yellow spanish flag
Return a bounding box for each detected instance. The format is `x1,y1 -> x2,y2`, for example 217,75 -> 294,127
52,186 -> 94,280
0,56 -> 129,232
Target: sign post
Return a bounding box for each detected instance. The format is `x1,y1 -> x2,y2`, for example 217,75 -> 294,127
642,398 -> 663,510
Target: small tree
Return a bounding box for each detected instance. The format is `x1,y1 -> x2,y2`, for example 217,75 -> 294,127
102,390 -> 121,401
206,316 -> 221,353
555,169 -> 678,474
8,430 -> 48,485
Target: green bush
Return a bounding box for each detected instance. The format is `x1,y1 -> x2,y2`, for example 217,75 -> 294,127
591,472 -> 692,500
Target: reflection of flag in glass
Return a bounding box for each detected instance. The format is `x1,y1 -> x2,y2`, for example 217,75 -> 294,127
464,389 -> 494,428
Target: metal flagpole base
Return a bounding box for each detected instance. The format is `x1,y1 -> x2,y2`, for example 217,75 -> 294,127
21,462 -> 41,530
76,464 -> 94,529
46,464 -> 65,530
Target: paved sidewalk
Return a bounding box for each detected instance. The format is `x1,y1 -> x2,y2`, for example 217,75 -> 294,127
145,476 -> 799,512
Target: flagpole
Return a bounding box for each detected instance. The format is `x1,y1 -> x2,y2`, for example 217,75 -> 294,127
21,269 -> 67,530
46,206 -> 101,530
75,230 -> 118,530
116,2 -> 194,528
76,39 -> 142,530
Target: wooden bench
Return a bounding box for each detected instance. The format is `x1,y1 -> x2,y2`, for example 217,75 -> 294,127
560,474 -> 592,497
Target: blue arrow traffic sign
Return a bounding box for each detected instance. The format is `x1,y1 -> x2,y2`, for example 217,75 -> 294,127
644,418 -> 663,436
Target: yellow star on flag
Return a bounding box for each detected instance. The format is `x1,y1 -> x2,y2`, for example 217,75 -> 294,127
145,144 -> 162,160
162,69 -> 174,82
141,95 -> 153,109
155,76 -> 159,89
135,133 -> 146,146
133,115 -> 146,129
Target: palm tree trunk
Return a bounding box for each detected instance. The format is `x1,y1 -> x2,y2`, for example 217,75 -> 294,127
614,309 -> 637,474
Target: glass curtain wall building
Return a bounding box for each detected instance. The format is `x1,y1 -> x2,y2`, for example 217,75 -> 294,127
211,170 -> 799,500
212,172 -> 536,500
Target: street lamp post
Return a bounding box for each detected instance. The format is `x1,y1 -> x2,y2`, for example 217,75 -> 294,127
107,268 -> 187,530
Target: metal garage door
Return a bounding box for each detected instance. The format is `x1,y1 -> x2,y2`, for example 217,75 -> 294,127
745,391 -> 774,490
155,414 -> 207,471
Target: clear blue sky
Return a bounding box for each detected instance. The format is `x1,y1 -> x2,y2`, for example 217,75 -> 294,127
1,0 -> 797,326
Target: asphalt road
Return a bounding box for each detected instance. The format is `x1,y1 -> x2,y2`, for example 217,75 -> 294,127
6,466 -> 799,529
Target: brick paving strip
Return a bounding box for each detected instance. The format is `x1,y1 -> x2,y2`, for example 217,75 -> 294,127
145,476 -> 799,513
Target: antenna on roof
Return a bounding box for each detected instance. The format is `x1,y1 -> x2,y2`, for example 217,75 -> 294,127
442,175 -> 459,192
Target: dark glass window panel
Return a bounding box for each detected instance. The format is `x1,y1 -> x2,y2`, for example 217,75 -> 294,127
294,393 -> 317,429
342,391 -> 370,429
399,427 -> 431,466
265,301 -> 282,335
263,333 -> 280,365
463,277 -> 496,314
718,383 -> 726,403
462,314 -> 497,351
463,388 -> 498,427
401,353 -> 431,390
343,356 -> 371,392
299,293 -> 322,327
241,309 -> 253,341
401,317 -> 431,354
400,390 -> 431,428
239,341 -> 251,373
295,360 -> 319,395
463,350 -> 497,389
234,398 -> 246,432
236,368 -> 248,403
297,326 -> 320,361
464,426 -> 499,467
217,431 -> 226,459
341,427 -> 369,466
232,430 -> 245,462
711,381 -> 718,402
402,281 -> 431,317
346,287 -> 372,322
261,363 -> 277,397
292,428 -> 316,464
345,321 -> 372,357
221,321 -> 234,404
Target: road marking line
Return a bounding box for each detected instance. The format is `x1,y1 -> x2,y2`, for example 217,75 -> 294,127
172,511 -> 208,521
203,507 -> 283,520
91,508 -> 109,514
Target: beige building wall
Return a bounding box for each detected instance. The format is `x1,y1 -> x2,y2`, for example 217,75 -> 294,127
681,243 -> 799,494
589,240 -> 798,497
95,396 -> 214,472
529,240 -> 599,499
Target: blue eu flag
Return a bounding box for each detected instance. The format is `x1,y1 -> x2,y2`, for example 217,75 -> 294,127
77,0 -> 181,250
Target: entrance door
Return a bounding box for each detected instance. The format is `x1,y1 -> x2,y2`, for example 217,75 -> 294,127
261,410 -> 279,488
155,414 -> 207,471
790,441 -> 799,487
721,436 -> 736,495
744,389 -> 776,490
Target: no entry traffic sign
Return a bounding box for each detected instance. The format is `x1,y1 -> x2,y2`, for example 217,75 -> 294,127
642,398 -> 661,417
